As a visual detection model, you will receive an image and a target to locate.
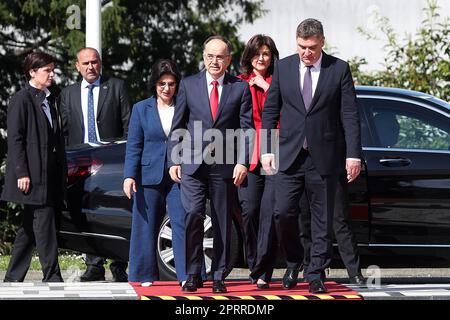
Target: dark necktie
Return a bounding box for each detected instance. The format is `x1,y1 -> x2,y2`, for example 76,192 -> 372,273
302,65 -> 313,110
210,80 -> 219,121
87,84 -> 98,142
302,65 -> 313,149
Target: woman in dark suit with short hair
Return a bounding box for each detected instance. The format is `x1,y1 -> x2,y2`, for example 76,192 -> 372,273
123,59 -> 187,286
1,51 -> 66,282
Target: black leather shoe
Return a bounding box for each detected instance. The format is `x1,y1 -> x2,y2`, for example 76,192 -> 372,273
212,280 -> 227,293
111,268 -> 128,282
349,274 -> 366,286
3,277 -> 20,282
309,279 -> 328,293
282,269 -> 299,289
80,267 -> 105,282
182,274 -> 201,292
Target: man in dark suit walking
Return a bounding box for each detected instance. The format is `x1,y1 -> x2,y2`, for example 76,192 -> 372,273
261,18 -> 362,293
168,36 -> 253,293
60,47 -> 132,282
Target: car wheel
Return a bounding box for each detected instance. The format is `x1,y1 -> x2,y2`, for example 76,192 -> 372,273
156,213 -> 215,280
157,212 -> 241,280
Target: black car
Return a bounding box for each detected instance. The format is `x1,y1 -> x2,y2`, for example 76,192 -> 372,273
58,86 -> 450,279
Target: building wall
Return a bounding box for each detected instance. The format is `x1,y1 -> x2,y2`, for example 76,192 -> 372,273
238,0 -> 450,71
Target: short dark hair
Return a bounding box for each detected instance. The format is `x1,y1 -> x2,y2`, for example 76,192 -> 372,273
296,18 -> 324,39
203,35 -> 233,54
148,59 -> 181,96
23,51 -> 56,80
240,34 -> 279,76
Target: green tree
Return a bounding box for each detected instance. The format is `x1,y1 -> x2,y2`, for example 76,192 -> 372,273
0,0 -> 264,107
350,0 -> 450,101
0,0 -> 265,253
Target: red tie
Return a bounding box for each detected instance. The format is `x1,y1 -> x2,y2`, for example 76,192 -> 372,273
210,80 -> 219,121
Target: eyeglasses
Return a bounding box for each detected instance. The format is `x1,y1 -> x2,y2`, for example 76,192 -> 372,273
204,53 -> 229,63
158,81 -> 176,89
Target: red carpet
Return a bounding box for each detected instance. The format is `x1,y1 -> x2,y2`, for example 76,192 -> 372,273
130,280 -> 362,300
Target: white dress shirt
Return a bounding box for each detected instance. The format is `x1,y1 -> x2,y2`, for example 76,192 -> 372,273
299,53 -> 322,96
80,78 -> 102,143
157,104 -> 175,137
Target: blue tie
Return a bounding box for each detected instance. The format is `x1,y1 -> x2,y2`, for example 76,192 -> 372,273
87,84 -> 98,143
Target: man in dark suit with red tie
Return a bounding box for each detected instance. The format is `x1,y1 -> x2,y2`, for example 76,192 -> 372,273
168,36 -> 253,293
261,18 -> 362,293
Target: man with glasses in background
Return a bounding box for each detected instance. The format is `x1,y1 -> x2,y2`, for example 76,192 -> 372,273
168,36 -> 253,293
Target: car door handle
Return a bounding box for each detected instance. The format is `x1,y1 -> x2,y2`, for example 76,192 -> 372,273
379,157 -> 411,167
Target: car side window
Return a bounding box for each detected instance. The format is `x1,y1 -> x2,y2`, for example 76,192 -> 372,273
360,98 -> 450,150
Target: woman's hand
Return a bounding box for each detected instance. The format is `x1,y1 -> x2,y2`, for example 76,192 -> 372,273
249,75 -> 270,92
123,178 -> 137,199
17,176 -> 30,193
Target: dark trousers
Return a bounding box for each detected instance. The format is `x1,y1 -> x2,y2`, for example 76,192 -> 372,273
128,175 -> 187,282
246,174 -> 278,283
274,149 -> 337,282
84,255 -> 128,274
181,164 -> 235,281
5,204 -> 62,282
300,171 -> 361,277
237,169 -> 264,271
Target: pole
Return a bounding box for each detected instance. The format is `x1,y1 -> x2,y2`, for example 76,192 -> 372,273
85,0 -> 102,58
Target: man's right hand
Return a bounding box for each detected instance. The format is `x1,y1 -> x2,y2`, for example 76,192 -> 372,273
169,165 -> 182,183
261,154 -> 276,175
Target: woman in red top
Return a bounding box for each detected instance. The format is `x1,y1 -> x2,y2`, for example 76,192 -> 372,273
238,34 -> 279,289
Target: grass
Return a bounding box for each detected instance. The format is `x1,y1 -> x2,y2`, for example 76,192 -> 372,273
0,252 -> 88,271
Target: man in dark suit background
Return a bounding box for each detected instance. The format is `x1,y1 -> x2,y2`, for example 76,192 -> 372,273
60,47 -> 132,282
261,18 -> 362,293
168,36 -> 253,293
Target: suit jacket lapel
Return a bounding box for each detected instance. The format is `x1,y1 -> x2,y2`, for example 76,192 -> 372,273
289,55 -> 306,113
148,97 -> 167,139
198,71 -> 213,126
49,100 -> 58,134
74,82 -> 84,133
309,52 -> 332,112
97,76 -> 108,117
